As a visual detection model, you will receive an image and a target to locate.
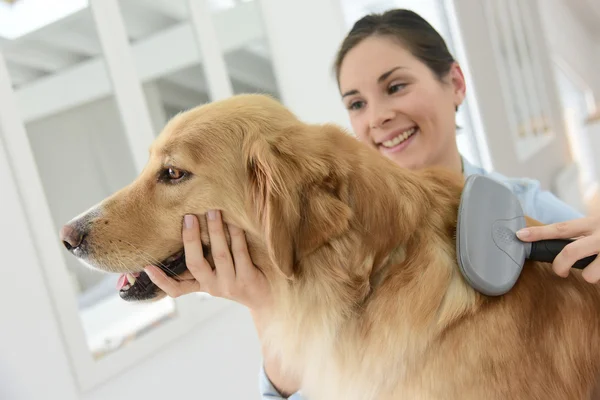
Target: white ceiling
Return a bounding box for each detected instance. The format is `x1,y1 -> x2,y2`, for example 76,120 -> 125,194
5,0 -> 595,118
0,0 -> 278,114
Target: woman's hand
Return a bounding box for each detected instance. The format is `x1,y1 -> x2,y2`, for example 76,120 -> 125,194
145,211 -> 299,395
144,210 -> 273,312
517,216 -> 600,282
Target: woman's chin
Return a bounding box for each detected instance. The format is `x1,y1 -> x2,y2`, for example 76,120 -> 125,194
380,140 -> 425,169
390,156 -> 423,170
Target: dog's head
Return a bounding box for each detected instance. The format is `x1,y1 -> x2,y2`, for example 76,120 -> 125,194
59,94 -> 358,301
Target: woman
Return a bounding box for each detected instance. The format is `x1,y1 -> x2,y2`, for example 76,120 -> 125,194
144,9 -> 600,400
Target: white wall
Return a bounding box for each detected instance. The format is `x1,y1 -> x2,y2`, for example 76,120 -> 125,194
0,129 -> 79,400
540,0 -> 600,102
258,0 -> 350,129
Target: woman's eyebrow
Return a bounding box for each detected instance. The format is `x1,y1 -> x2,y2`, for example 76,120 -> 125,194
342,89 -> 359,99
377,66 -> 406,83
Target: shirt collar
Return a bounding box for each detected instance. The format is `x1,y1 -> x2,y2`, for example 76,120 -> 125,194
461,156 -> 484,178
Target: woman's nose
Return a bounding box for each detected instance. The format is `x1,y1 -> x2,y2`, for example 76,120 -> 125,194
368,106 -> 395,129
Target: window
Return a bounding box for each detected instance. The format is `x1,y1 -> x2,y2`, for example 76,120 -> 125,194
0,0 -> 88,39
553,59 -> 598,201
483,0 -> 555,161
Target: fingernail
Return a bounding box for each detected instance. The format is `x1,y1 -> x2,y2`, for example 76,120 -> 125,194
516,229 -> 530,239
208,210 -> 217,221
184,214 -> 194,229
144,265 -> 156,278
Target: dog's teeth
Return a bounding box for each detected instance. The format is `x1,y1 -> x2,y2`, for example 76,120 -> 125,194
122,284 -> 131,290
126,273 -> 136,285
165,253 -> 182,263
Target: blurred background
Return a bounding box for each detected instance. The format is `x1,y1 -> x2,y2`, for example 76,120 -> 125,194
0,0 -> 599,399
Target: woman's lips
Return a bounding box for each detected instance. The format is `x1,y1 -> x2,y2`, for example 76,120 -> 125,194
378,127 -> 419,154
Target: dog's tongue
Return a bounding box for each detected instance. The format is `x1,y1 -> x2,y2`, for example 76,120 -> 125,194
116,274 -> 128,290
116,273 -> 140,290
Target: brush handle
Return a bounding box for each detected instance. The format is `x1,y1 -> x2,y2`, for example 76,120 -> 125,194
529,239 -> 597,270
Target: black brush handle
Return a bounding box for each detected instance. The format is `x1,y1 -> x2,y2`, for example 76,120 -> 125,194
530,239 -> 597,269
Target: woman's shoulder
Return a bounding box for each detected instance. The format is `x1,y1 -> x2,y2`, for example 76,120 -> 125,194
461,158 -> 584,224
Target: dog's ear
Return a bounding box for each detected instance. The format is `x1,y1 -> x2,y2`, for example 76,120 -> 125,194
244,126 -> 352,278
296,175 -> 352,259
245,136 -> 299,278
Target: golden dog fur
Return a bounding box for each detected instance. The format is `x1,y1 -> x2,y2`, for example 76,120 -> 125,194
64,94 -> 600,399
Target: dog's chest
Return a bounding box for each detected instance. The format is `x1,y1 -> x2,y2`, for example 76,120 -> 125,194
271,311 -> 439,399
286,333 -> 418,400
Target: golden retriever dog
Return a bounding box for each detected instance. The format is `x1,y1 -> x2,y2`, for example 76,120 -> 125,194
60,94 -> 600,399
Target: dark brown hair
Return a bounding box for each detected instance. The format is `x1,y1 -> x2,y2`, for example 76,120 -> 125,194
334,9 -> 456,85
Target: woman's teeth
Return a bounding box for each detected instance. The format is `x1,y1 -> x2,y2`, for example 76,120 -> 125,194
381,127 -> 417,148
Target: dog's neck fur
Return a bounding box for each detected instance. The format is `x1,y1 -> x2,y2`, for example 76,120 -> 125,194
261,141 -> 483,393
343,149 -> 481,329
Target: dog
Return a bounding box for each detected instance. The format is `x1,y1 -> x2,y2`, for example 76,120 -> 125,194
60,94 -> 600,399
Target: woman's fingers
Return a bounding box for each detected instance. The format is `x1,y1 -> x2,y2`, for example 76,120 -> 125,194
582,258 -> 600,284
182,214 -> 215,289
516,216 -> 600,282
228,224 -> 256,281
176,269 -> 197,281
517,217 -> 596,242
145,264 -> 201,297
205,210 -> 237,285
146,212 -> 267,302
552,235 -> 600,277
149,211 -> 270,305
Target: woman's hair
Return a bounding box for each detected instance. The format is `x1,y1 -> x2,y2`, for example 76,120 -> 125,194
334,9 -> 456,84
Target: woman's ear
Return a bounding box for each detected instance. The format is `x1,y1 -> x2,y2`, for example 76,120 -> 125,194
449,62 -> 466,108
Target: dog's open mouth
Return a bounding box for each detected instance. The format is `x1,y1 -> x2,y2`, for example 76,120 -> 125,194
116,250 -> 188,301
115,242 -> 212,301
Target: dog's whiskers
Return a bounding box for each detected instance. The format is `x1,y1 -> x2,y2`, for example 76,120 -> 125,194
119,239 -> 168,268
107,241 -> 153,290
118,239 -> 184,281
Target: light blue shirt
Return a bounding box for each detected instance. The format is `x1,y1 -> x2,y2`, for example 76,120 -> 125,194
258,156 -> 583,399
461,157 -> 583,224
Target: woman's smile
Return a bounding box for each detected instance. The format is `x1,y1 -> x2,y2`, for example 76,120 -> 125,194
376,126 -> 419,154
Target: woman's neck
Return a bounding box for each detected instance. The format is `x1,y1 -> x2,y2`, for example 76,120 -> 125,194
435,147 -> 463,177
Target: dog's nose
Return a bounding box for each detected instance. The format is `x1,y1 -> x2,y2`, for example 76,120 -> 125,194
60,224 -> 85,251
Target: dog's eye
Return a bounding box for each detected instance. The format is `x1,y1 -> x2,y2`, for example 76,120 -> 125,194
168,168 -> 184,180
158,167 -> 188,184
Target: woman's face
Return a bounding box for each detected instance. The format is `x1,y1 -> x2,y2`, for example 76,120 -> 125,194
338,35 -> 466,170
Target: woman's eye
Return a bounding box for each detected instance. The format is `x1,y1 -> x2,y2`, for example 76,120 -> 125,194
388,83 -> 406,94
348,100 -> 365,111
